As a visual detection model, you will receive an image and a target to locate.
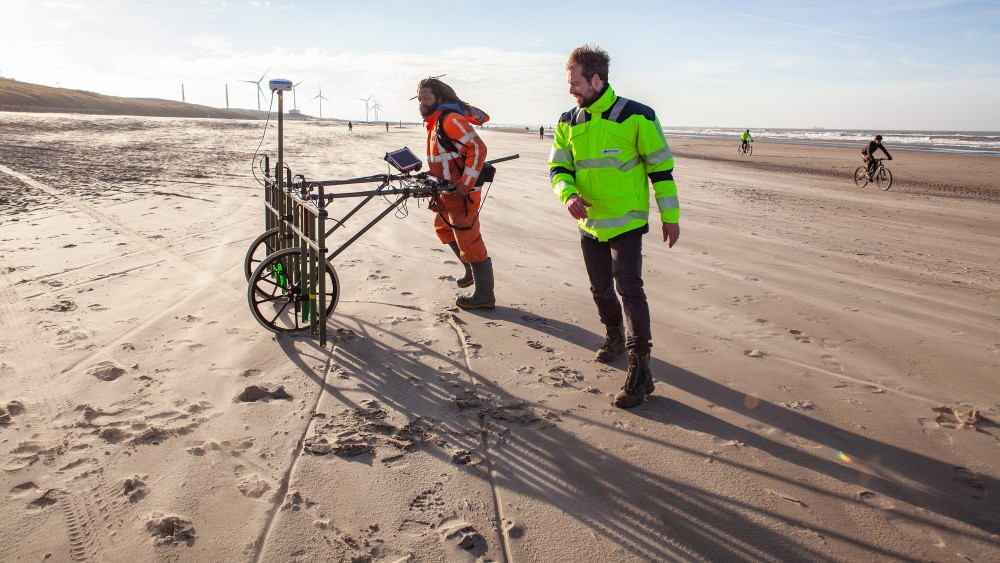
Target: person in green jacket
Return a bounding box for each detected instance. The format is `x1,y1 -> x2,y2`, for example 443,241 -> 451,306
548,44 -> 680,409
741,129 -> 753,153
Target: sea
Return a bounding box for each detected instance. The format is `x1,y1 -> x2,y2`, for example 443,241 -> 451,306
665,127 -> 1000,157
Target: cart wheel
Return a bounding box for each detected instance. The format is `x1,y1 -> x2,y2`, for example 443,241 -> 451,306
244,227 -> 282,281
247,248 -> 340,334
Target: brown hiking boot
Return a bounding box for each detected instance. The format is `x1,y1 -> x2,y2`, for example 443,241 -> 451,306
595,324 -> 625,363
613,352 -> 655,409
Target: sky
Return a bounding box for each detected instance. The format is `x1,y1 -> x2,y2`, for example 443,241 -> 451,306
2,0 -> 999,131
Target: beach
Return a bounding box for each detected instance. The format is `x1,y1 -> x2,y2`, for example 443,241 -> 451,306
1,112 -> 999,561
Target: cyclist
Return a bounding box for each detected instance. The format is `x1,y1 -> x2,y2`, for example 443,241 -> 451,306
862,134 -> 892,178
740,129 -> 753,153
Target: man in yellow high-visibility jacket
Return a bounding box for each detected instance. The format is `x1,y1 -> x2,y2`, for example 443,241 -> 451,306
548,44 -> 680,409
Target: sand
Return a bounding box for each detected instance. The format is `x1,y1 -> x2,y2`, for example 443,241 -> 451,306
1,112 -> 999,562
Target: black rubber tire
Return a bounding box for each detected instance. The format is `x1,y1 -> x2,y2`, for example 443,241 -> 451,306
247,248 -> 340,334
876,166 -> 893,191
854,167 -> 870,188
244,227 -> 281,281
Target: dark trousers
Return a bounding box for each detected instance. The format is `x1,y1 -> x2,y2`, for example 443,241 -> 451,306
580,232 -> 652,354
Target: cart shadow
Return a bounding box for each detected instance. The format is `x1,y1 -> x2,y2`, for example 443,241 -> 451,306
273,310 -> 1000,559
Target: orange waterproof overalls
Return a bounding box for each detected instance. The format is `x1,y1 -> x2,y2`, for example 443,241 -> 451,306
424,110 -> 489,263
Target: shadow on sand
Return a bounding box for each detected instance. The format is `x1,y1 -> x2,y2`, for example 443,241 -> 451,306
273,305 -> 999,560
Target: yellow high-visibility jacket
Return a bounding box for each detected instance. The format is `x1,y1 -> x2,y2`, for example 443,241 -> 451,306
548,85 -> 679,241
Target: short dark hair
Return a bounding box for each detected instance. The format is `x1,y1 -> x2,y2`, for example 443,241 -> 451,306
567,44 -> 610,82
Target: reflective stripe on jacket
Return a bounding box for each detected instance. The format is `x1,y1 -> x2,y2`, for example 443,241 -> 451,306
424,108 -> 488,193
548,85 -> 679,242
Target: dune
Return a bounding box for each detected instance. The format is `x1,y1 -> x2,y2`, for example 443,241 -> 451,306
1,77 -> 267,120
0,110 -> 998,561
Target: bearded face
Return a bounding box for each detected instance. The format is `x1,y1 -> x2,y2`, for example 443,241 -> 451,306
567,64 -> 602,108
417,88 -> 440,118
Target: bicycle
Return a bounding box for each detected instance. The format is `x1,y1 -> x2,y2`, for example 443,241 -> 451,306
738,140 -> 753,156
854,158 -> 893,191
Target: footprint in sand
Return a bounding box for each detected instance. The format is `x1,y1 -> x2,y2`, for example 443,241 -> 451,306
503,520 -> 525,539
122,476 -> 148,502
45,299 -> 77,312
146,513 -> 195,546
88,361 -> 126,382
953,467 -> 987,499
437,515 -> 487,556
235,385 -> 292,403
409,483 -> 445,512
237,475 -> 272,499
821,354 -> 843,372
788,329 -> 811,344
820,338 -> 841,351
55,327 -> 90,349
917,417 -> 954,446
520,314 -> 548,325
28,489 -> 60,511
185,441 -> 223,456
526,340 -> 554,353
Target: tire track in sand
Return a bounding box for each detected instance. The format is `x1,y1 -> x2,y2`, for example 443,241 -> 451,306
0,164 -> 242,300
0,165 -> 255,376
444,312 -> 514,563
1,264 -> 109,562
251,350 -> 335,563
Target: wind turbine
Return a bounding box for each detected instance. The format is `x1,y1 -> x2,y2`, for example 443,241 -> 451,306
357,94 -> 373,122
291,78 -> 307,111
372,98 -> 385,122
239,67 -> 270,111
311,83 -> 332,119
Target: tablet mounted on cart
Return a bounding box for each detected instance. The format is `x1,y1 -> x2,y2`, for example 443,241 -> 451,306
383,147 -> 423,173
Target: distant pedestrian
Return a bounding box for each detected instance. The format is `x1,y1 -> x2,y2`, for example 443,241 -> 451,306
348,121 -> 353,131
539,125 -> 545,139
386,121 -> 390,132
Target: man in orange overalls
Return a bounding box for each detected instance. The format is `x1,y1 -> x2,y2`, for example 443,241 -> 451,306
416,78 -> 494,309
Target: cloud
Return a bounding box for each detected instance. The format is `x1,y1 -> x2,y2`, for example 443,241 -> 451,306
186,35 -> 235,55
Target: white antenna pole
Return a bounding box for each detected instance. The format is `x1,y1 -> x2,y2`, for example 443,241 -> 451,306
181,83 -> 185,103
225,84 -> 229,109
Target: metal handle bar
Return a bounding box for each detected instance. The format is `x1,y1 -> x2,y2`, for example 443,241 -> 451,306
486,154 -> 519,165
304,153 -> 519,189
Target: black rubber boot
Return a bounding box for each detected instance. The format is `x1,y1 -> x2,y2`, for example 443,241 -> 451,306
447,242 -> 474,288
613,352 -> 655,409
594,323 -> 625,363
456,258 -> 495,310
